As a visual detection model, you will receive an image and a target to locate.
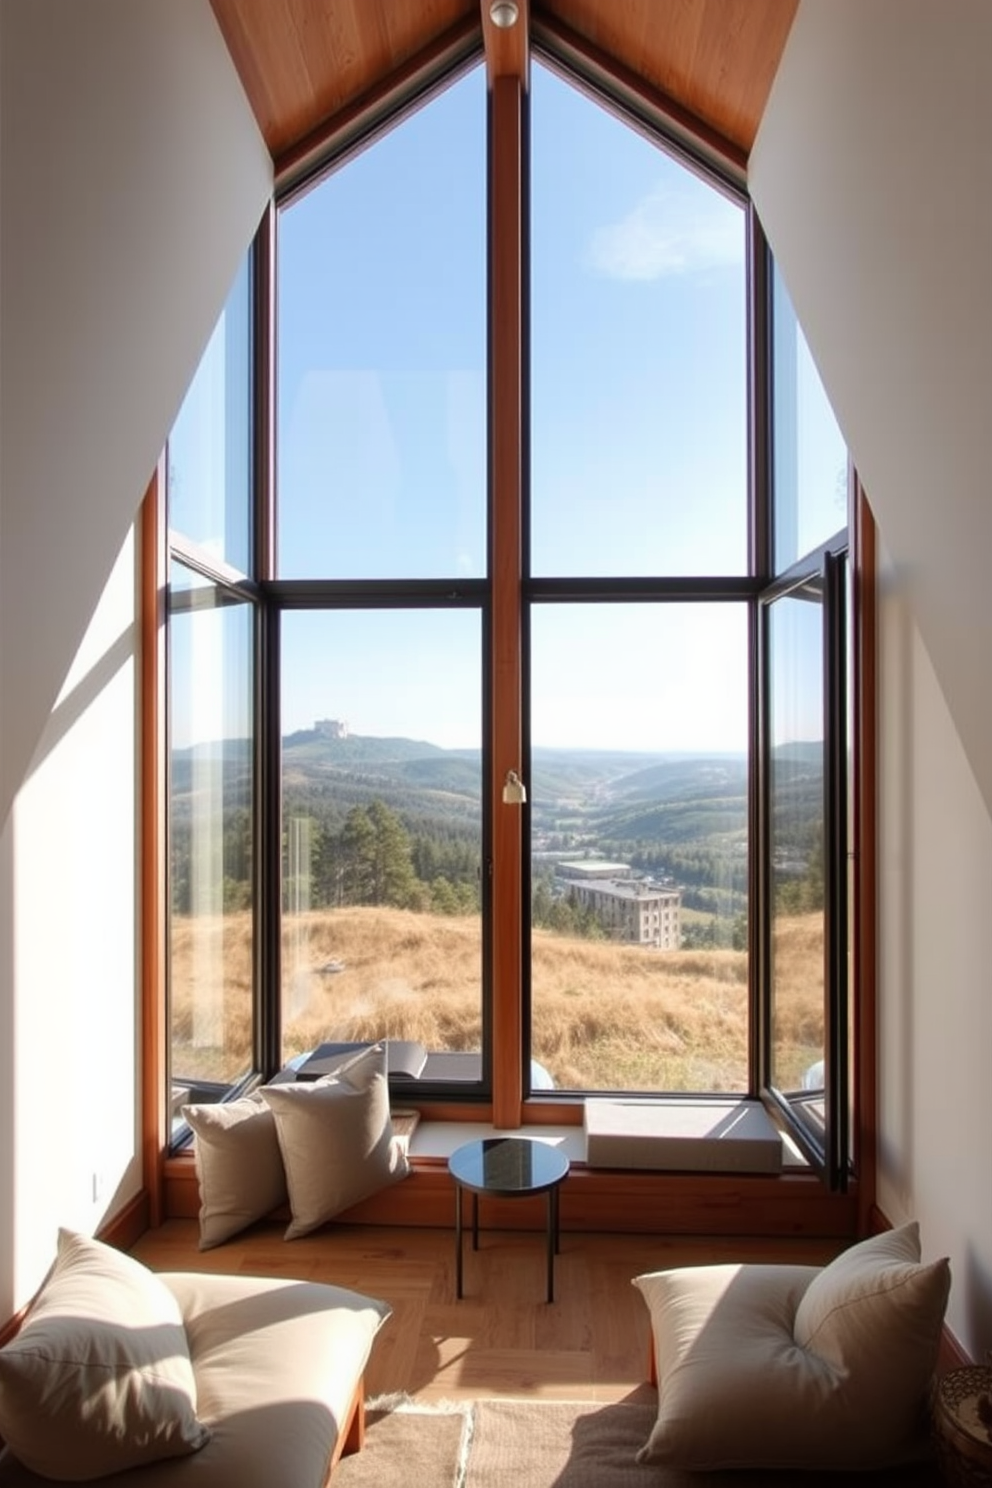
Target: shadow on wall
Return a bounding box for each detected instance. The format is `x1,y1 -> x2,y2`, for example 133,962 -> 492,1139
0,813 -> 16,1324
875,570 -> 915,1211
964,1245 -> 992,1361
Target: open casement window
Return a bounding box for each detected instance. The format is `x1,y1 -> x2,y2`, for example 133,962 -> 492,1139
759,553 -> 849,1184
165,254 -> 259,1135
758,256 -> 853,1187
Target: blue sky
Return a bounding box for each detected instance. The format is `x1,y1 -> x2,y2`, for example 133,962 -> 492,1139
172,60 -> 845,753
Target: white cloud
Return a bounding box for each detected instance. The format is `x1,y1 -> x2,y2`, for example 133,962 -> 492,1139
587,184 -> 743,281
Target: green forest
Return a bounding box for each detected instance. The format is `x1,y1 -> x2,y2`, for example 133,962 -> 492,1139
170,731 -> 825,943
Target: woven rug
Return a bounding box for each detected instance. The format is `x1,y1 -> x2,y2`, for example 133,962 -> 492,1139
331,1394 -> 945,1488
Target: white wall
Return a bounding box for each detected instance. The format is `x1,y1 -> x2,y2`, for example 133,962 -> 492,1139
750,0 -> 992,815
1,532 -> 141,1310
751,0 -> 992,1356
0,0 -> 272,828
0,0 -> 271,1319
876,542 -> 992,1353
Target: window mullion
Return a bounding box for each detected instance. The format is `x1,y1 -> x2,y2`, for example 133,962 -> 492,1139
490,73 -> 525,1128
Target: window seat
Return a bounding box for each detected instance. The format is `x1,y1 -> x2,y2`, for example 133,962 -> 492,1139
405,1105 -> 799,1173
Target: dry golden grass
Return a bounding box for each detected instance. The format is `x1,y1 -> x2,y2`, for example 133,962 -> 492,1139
171,906 -> 824,1094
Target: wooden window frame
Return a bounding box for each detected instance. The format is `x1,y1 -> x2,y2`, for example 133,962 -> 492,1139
144,31 -> 876,1227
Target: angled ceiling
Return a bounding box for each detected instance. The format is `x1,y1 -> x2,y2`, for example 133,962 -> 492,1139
210,0 -> 798,170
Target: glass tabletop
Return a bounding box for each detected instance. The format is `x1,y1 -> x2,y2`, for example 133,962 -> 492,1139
448,1137 -> 569,1196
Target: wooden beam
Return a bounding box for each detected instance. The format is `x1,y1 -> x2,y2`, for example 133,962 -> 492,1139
481,0 -> 528,86
490,73 -> 524,1128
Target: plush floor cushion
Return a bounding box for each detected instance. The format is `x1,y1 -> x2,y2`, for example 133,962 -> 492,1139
0,1271 -> 391,1488
261,1045 -> 410,1239
634,1223 -> 950,1472
183,1091 -> 289,1249
0,1230 -> 209,1481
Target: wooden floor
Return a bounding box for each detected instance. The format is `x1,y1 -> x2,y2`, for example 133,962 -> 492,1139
131,1220 -> 843,1403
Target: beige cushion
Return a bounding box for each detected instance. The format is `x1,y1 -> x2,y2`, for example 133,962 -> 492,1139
633,1222 -> 950,1471
0,1230 -> 209,1481
183,1090 -> 288,1249
0,1271 -> 391,1488
261,1044 -> 409,1239
793,1221 -> 951,1456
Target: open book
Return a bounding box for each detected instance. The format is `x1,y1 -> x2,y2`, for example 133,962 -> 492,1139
295,1038 -> 428,1082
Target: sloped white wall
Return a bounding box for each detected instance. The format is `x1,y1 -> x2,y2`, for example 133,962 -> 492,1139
876,541 -> 992,1355
751,0 -> 992,1356
0,0 -> 271,1318
0,0 -> 272,828
1,531 -> 142,1310
750,0 -> 992,815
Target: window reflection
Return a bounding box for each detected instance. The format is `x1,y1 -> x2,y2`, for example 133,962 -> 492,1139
772,265 -> 848,573
168,563 -> 254,1119
167,258 -> 253,575
768,579 -> 825,1119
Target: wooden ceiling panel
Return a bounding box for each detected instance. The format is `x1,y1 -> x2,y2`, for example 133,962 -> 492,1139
210,0 -> 796,165
210,0 -> 477,160
537,0 -> 798,151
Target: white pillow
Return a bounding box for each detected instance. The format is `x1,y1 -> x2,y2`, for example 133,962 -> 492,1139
260,1044 -> 409,1239
183,1089 -> 288,1249
634,1222 -> 950,1471
0,1229 -> 209,1480
793,1221 -> 951,1458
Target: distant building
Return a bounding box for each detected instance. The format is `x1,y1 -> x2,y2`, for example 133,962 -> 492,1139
315,718 -> 349,739
554,860 -> 632,881
555,862 -> 682,949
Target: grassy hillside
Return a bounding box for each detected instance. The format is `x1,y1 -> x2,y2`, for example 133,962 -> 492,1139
172,906 -> 823,1095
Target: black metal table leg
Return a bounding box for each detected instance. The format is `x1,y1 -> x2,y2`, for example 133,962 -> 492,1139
546,1186 -> 558,1303
455,1182 -> 463,1299
448,1137 -> 569,1305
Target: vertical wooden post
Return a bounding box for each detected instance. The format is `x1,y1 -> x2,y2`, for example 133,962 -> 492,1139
490,71 -> 524,1129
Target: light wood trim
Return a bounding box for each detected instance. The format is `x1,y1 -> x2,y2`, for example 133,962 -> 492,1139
520,1101 -> 583,1126
164,1151 -> 859,1236
98,1192 -> 153,1254
140,464 -> 168,1226
481,0 -> 528,86
853,481 -> 877,1233
329,1382 -> 366,1471
490,73 -> 525,1128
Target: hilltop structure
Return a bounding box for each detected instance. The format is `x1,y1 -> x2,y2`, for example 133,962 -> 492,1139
315,719 -> 349,740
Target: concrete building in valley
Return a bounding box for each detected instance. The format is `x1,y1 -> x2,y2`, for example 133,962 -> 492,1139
555,862 -> 682,949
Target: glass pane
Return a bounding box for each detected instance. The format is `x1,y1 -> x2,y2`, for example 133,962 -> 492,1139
530,63 -> 748,578
280,610 -> 483,1078
772,263 -> 848,572
168,561 -> 254,1123
277,69 -> 486,580
168,255 -> 252,573
529,603 -> 749,1092
768,580 -> 825,1121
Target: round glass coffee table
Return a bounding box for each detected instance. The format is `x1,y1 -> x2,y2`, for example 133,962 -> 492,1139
448,1136 -> 570,1303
